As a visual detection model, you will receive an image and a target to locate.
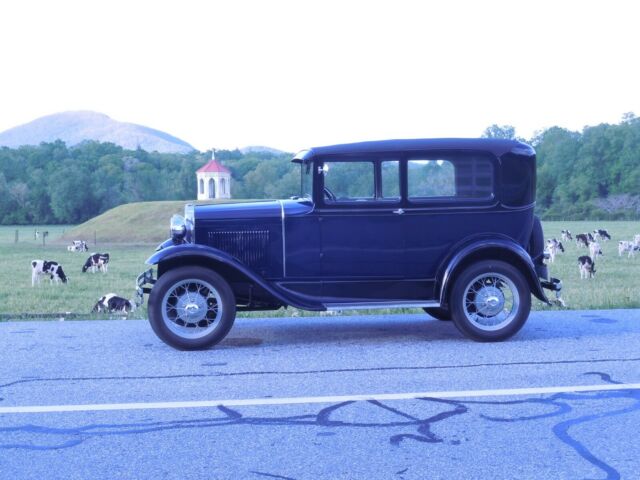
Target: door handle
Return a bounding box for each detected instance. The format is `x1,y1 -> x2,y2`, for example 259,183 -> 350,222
393,208 -> 405,215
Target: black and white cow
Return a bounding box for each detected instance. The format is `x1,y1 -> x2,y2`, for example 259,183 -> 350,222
67,240 -> 88,252
561,230 -> 573,242
578,256 -> 596,279
92,293 -> 134,313
619,241 -> 640,258
82,253 -> 110,273
575,233 -> 590,248
31,260 -> 68,286
545,238 -> 565,263
589,241 -> 603,260
593,229 -> 611,241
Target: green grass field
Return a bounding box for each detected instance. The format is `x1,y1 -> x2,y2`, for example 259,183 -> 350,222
0,221 -> 638,320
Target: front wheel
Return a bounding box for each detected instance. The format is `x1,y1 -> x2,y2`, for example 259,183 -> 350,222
450,260 -> 531,342
148,266 -> 236,350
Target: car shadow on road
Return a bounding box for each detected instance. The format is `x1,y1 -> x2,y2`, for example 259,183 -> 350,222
218,312 -> 639,349
220,315 -> 479,348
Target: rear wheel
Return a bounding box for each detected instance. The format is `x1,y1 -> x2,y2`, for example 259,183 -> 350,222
423,307 -> 451,321
450,260 -> 531,342
148,266 -> 236,350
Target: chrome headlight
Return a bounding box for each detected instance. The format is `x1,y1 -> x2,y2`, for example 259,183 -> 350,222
184,204 -> 195,243
170,214 -> 186,242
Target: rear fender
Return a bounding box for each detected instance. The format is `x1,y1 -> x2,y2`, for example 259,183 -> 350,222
146,244 -> 323,311
438,239 -> 549,306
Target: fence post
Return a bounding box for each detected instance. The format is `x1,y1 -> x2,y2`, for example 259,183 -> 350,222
94,231 -> 97,247
15,229 -> 18,243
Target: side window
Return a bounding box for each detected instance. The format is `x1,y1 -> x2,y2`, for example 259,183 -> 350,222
408,156 -> 494,201
322,161 -> 374,202
408,160 -> 456,198
381,160 -> 400,199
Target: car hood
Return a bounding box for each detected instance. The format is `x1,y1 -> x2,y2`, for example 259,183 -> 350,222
195,199 -> 313,221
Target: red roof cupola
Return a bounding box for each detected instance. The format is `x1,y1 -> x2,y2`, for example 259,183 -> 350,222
197,159 -> 230,174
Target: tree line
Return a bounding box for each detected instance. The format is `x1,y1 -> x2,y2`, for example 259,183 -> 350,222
1,114 -> 639,225
484,113 -> 640,220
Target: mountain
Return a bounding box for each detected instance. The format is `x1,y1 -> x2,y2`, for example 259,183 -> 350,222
240,145 -> 285,155
0,111 -> 195,154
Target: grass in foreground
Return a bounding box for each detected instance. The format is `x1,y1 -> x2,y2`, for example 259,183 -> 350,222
0,221 -> 638,319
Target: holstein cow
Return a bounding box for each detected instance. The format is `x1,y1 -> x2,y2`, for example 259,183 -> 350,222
593,229 -> 611,241
575,233 -> 590,248
31,260 -> 68,286
561,230 -> 573,242
619,241 -> 640,258
545,238 -> 565,263
634,234 -> 640,247
82,253 -> 110,273
67,240 -> 88,252
578,256 -> 596,279
589,241 -> 603,260
92,293 -> 134,313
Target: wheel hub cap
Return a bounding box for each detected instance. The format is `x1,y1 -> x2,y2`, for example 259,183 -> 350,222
176,293 -> 208,323
475,285 -> 505,316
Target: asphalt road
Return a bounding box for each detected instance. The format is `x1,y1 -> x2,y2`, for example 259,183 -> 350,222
1,309 -> 639,480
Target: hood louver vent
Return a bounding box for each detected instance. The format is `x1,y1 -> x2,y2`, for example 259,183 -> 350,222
208,230 -> 270,269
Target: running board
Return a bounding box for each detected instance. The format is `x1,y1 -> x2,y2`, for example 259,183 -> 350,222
324,301 -> 440,311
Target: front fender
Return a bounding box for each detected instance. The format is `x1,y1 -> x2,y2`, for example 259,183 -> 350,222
438,239 -> 549,305
147,242 -> 239,267
145,243 -> 323,311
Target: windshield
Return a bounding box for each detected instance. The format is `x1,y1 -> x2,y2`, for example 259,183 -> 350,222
299,161 -> 313,199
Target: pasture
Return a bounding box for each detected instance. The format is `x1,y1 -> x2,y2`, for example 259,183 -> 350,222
0,221 -> 638,320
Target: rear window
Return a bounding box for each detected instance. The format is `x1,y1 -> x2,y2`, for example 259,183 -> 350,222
407,155 -> 494,201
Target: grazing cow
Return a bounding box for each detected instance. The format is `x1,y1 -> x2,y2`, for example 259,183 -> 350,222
575,233 -> 590,248
619,241 -> 640,258
589,241 -> 603,260
545,238 -> 565,263
594,229 -> 611,241
82,253 -> 110,273
67,240 -> 88,252
92,293 -> 134,313
561,230 -> 573,242
578,256 -> 596,279
31,260 -> 68,286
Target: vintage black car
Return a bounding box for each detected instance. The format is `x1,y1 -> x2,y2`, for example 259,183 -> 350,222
137,138 -> 562,350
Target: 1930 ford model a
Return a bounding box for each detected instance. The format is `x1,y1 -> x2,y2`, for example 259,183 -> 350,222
137,138 -> 562,350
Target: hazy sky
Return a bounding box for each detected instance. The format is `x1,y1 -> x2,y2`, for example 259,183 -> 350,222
1,0 -> 638,152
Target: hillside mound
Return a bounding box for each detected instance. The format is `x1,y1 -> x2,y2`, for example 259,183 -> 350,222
59,200 -> 231,244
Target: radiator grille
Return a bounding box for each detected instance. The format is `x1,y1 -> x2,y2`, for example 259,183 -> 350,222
208,230 -> 270,269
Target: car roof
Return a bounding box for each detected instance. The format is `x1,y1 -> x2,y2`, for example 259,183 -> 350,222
293,138 -> 534,162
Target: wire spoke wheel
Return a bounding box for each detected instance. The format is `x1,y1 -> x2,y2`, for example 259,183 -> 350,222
161,278 -> 223,339
450,260 -> 530,342
462,273 -> 519,331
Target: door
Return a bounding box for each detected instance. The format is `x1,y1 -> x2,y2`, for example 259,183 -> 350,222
318,158 -> 406,300
401,153 -> 497,295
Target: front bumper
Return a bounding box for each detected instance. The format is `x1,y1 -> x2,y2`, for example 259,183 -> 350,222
135,268 -> 155,307
540,277 -> 564,306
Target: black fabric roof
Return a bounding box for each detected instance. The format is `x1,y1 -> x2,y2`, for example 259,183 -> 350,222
294,138 -> 534,161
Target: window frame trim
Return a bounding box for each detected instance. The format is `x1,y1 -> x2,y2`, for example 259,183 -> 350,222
317,154 -> 402,208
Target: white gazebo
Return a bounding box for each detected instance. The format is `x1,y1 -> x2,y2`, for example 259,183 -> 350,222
196,151 -> 231,200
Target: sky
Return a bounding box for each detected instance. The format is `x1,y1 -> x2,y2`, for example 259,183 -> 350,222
0,0 -> 639,152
